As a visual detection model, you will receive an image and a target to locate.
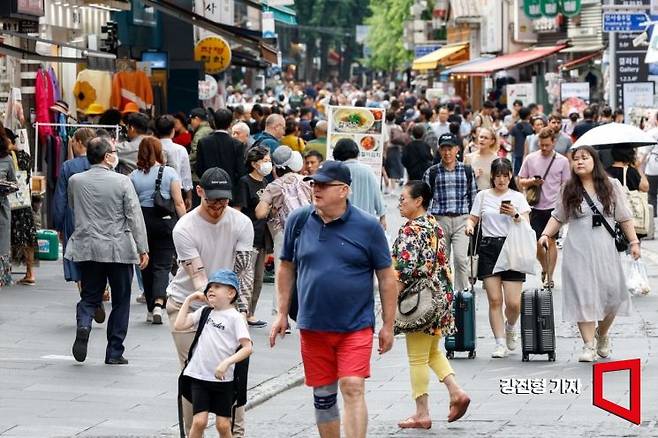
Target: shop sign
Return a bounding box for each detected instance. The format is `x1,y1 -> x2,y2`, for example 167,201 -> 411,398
198,74 -> 218,100
524,0 -> 542,19
623,82 -> 654,121
506,83 -> 536,108
561,0 -> 581,17
541,0 -> 559,18
16,0 -> 44,17
560,82 -> 590,101
194,36 -> 232,74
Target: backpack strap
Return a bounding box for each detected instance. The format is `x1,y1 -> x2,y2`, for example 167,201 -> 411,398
177,306 -> 213,438
464,164 -> 474,211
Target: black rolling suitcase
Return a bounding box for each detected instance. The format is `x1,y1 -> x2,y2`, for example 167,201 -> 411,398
520,285 -> 556,362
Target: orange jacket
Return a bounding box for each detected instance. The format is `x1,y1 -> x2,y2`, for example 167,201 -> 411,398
111,71 -> 153,110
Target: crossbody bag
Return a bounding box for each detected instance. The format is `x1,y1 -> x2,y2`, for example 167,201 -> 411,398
526,153 -> 556,207
582,190 -> 629,252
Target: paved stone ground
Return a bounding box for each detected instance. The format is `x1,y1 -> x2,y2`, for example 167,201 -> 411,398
1,193 -> 657,437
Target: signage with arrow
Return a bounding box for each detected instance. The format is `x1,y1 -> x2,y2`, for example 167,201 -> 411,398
603,12 -> 650,32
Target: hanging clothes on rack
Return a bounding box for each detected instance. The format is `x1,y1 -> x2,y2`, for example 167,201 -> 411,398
73,69 -> 112,113
47,66 -> 62,102
35,68 -> 55,143
111,70 -> 153,111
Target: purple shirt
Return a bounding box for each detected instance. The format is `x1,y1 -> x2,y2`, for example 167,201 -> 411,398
519,151 -> 570,210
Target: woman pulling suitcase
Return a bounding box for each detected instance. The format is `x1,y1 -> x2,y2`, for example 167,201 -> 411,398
539,145 -> 640,362
465,158 -> 532,358
392,180 -> 471,429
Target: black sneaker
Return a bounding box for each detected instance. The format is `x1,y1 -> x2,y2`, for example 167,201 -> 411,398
105,356 -> 129,365
94,304 -> 106,324
247,319 -> 268,328
72,327 -> 91,362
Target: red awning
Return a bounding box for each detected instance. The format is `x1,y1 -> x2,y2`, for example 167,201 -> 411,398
449,45 -> 567,76
559,50 -> 603,71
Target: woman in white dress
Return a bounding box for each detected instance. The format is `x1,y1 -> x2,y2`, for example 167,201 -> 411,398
539,146 -> 640,362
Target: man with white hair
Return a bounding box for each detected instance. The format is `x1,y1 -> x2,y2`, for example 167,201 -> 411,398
305,120 -> 328,160
252,114 -> 285,153
232,121 -> 251,146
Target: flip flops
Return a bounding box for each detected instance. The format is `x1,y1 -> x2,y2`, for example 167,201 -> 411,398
398,417 -> 432,429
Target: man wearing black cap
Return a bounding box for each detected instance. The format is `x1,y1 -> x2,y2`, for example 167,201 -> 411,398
270,161 -> 398,438
166,167 -> 254,436
423,133 -> 477,292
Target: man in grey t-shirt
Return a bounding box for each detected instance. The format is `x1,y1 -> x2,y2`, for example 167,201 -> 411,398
548,113 -> 572,156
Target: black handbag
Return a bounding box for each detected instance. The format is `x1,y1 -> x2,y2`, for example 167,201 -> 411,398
153,165 -> 177,217
582,191 -> 629,252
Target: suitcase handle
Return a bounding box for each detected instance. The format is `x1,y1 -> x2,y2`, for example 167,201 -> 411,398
540,241 -> 553,293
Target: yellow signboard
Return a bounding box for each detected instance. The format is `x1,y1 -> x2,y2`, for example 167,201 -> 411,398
194,36 -> 232,74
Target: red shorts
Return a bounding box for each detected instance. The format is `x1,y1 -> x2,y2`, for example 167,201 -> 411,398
300,327 -> 374,387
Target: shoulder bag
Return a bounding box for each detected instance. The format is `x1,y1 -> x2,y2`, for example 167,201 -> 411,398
526,153 -> 556,207
395,227 -> 442,332
622,166 -> 651,235
7,151 -> 31,210
153,165 -> 177,217
582,190 -> 629,252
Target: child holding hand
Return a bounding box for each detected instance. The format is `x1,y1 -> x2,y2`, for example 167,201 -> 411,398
174,269 -> 252,438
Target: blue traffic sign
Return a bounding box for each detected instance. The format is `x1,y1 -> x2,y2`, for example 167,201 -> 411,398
603,12 -> 649,33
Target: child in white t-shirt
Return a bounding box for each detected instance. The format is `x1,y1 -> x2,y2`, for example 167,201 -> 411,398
174,269 -> 252,438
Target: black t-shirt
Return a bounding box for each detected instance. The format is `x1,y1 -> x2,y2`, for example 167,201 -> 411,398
510,121 -> 533,157
237,174 -> 272,250
572,120 -> 596,140
606,165 -> 641,191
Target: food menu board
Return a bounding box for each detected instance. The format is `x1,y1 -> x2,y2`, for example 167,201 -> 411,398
326,105 -> 385,179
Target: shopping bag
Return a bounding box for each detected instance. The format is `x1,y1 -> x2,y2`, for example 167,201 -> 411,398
493,221 -> 537,275
7,151 -> 31,210
625,257 -> 651,296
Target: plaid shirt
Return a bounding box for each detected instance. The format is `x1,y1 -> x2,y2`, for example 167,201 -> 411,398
423,162 -> 477,216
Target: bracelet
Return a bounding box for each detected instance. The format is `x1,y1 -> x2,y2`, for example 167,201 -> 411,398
629,240 -> 640,245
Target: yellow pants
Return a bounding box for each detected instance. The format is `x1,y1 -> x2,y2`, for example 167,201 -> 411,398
405,331 -> 454,400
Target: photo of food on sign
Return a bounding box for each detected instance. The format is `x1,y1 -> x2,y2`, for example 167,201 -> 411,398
330,134 -> 381,152
332,107 -> 383,134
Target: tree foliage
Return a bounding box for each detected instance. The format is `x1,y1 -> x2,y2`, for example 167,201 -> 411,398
365,0 -> 413,71
294,0 -> 371,79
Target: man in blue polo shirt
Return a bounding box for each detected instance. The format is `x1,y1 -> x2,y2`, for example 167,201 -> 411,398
269,161 -> 398,438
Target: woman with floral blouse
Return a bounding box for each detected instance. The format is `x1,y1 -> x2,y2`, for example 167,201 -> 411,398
392,180 -> 471,430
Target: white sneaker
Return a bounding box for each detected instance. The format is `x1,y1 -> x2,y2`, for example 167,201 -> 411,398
505,328 -> 518,351
152,307 -> 163,325
578,342 -> 598,362
146,312 -> 153,323
595,330 -> 610,358
491,344 -> 508,358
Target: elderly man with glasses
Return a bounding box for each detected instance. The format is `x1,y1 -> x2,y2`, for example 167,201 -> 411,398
66,136 -> 149,365
270,160 -> 398,438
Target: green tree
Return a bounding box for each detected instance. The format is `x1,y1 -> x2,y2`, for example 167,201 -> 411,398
294,0 -> 370,80
365,0 -> 413,72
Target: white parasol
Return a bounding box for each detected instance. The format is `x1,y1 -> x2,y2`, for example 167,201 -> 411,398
571,123 -> 657,150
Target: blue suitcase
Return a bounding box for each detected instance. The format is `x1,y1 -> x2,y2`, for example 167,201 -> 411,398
445,286 -> 476,359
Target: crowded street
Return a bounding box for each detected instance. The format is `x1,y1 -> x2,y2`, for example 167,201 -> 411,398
0,193 -> 657,436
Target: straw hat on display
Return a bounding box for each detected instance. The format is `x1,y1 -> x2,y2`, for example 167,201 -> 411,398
85,103 -> 106,115
50,100 -> 70,115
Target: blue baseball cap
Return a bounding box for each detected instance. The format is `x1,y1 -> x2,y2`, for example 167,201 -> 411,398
303,160 -> 352,185
205,269 -> 240,294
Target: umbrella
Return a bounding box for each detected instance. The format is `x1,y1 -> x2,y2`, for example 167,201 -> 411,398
571,123 -> 657,149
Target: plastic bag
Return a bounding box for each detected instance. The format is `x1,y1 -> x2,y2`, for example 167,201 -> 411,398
626,258 -> 651,296
493,221 -> 537,275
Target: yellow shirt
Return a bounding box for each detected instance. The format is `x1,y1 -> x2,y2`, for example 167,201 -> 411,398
280,134 -> 305,153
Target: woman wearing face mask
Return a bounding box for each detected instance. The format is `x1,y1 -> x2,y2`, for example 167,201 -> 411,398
235,145 -> 273,328
539,146 -> 639,362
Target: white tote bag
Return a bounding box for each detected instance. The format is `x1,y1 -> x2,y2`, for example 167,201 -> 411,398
493,220 -> 537,275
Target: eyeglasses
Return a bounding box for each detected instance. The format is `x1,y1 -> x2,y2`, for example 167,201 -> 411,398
309,181 -> 346,189
204,198 -> 229,205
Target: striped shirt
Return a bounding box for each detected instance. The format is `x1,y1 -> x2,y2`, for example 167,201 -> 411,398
423,162 -> 477,216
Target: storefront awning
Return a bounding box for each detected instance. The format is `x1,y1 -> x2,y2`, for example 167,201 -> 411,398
141,0 -> 277,65
561,44 -> 605,53
0,31 -> 116,64
440,55 -> 495,79
411,43 -> 469,71
448,45 -> 567,76
560,50 -> 604,71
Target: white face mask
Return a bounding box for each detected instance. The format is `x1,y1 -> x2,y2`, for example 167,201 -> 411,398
257,161 -> 273,176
